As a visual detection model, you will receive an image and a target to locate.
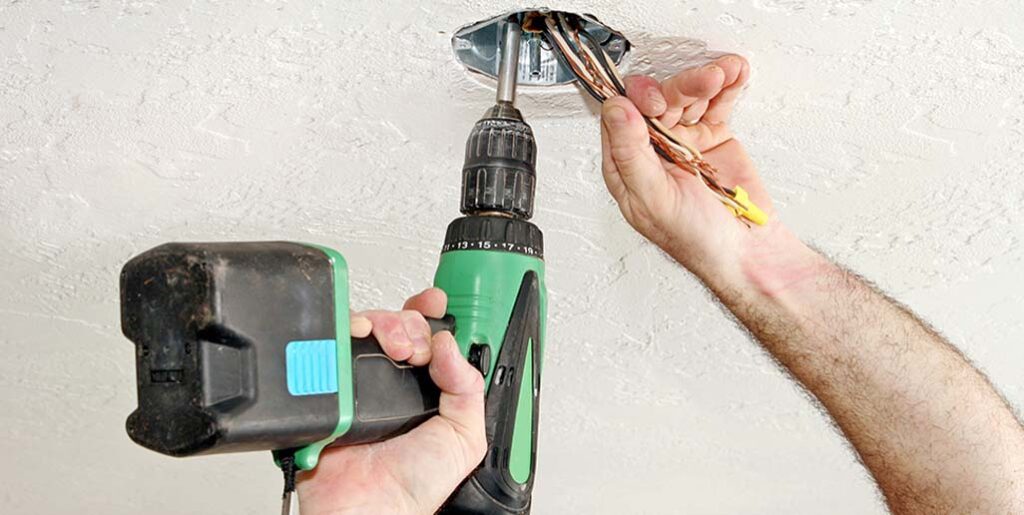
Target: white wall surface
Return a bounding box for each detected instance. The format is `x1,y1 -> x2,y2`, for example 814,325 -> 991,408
2,1 -> 1022,514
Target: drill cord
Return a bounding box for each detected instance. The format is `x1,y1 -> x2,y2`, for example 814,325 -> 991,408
280,453 -> 297,515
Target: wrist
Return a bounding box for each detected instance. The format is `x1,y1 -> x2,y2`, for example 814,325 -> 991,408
688,221 -> 826,307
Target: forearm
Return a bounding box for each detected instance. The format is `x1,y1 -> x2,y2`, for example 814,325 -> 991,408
689,222 -> 1024,513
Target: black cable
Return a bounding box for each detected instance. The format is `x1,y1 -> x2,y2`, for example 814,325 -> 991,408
652,141 -> 673,163
577,28 -> 626,95
554,12 -> 581,53
551,13 -> 626,100
540,28 -> 604,102
552,14 -> 611,102
278,452 -> 297,515
281,454 -> 297,495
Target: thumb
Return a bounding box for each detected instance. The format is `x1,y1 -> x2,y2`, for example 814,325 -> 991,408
600,96 -> 668,201
428,331 -> 487,471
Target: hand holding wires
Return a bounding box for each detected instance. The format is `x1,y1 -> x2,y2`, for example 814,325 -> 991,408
538,12 -> 767,226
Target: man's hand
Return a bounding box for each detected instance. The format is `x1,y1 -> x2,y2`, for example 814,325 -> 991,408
601,56 -> 1024,513
600,54 -> 781,278
297,288 -> 486,515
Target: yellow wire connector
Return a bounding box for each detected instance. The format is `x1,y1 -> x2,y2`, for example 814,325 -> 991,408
726,186 -> 768,226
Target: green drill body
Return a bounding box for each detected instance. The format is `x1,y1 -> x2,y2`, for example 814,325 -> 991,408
435,249 -> 546,485
119,18 -> 544,515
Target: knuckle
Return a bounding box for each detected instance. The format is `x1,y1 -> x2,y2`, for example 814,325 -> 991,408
610,142 -> 653,171
370,313 -> 395,329
469,372 -> 485,394
400,309 -> 429,330
373,316 -> 404,338
609,142 -> 637,162
400,308 -> 422,319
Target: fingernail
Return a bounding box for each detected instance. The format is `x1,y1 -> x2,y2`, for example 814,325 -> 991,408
604,104 -> 629,126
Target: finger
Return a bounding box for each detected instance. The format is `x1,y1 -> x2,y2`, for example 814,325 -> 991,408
399,310 -> 432,366
659,63 -> 725,127
429,331 -> 485,447
670,117 -> 734,153
601,97 -> 668,199
350,313 -> 372,338
624,75 -> 667,118
704,139 -> 774,214
704,54 -> 750,124
361,310 -> 414,362
402,287 -> 447,319
600,117 -> 627,203
681,99 -> 709,126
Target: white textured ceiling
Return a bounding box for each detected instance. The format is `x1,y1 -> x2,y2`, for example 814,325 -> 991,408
2,1 -> 1022,514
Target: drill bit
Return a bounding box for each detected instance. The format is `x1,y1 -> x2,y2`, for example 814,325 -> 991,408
495,16 -> 522,105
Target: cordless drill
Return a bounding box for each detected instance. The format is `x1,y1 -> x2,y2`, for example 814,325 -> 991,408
120,18 -> 545,514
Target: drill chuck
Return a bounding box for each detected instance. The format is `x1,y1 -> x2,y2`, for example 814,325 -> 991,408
460,102 -> 537,219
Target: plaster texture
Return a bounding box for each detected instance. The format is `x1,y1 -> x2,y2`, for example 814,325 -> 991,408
2,1 -> 1023,514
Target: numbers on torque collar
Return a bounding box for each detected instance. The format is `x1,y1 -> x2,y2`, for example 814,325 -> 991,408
442,240 -> 540,257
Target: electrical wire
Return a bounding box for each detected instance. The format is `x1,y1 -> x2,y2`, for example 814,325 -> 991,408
541,13 -> 750,216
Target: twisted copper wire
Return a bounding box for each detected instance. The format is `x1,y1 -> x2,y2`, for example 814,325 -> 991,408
544,14 -> 742,211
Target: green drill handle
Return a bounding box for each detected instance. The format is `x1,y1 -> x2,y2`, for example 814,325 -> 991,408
434,220 -> 547,515
328,235 -> 547,514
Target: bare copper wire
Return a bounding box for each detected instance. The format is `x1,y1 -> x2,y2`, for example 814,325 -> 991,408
544,14 -> 744,212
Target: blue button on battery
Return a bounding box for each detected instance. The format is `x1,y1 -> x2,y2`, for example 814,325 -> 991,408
285,340 -> 338,396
